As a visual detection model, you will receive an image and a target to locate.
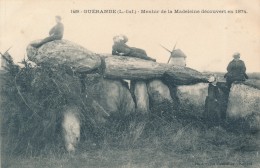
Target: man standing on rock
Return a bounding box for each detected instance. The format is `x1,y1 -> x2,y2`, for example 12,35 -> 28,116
224,52 -> 248,89
31,16 -> 64,48
112,35 -> 156,62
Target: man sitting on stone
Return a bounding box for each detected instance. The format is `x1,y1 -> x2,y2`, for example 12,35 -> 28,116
112,35 -> 156,62
31,16 -> 64,48
224,52 -> 248,89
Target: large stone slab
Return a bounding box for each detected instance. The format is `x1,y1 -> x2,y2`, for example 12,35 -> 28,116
104,56 -> 208,84
227,81 -> 260,130
104,56 -> 165,80
27,40 -> 207,85
164,66 -> 208,85
176,83 -> 209,117
27,40 -> 101,72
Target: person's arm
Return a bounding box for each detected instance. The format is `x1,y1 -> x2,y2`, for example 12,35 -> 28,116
241,61 -> 248,79
227,61 -> 232,72
54,24 -> 64,37
224,61 -> 232,78
49,26 -> 55,36
241,61 -> 246,73
112,46 -> 118,55
115,43 -> 132,56
49,23 -> 64,37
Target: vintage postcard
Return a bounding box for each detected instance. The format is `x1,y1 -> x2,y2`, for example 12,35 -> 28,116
1,0 -> 259,167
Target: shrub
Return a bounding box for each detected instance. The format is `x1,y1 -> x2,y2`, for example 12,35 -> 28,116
1,58 -> 92,155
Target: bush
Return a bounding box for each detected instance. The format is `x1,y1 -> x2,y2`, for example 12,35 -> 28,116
1,56 -> 258,161
1,59 -> 93,155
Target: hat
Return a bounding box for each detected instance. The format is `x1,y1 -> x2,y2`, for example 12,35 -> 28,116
233,52 -> 240,58
55,15 -> 62,21
113,36 -> 120,43
113,35 -> 128,43
121,35 -> 128,43
208,75 -> 216,83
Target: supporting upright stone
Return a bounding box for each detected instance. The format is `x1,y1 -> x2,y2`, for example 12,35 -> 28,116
131,80 -> 149,114
227,81 -> 260,131
91,79 -> 135,114
176,83 -> 208,118
147,79 -> 174,116
147,79 -> 173,103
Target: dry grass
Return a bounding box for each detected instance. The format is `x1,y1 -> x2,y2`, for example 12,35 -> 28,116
1,61 -> 260,167
2,120 -> 260,168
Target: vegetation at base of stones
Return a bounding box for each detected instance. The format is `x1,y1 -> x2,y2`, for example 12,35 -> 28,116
1,56 -> 259,167
3,103 -> 260,167
1,59 -> 83,155
0,56 -> 148,156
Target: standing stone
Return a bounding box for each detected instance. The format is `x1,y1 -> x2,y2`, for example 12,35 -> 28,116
147,79 -> 173,103
62,106 -> 81,153
227,81 -> 260,130
62,107 -> 80,152
176,83 -> 208,118
89,78 -> 135,117
147,79 -> 174,116
131,81 -> 149,114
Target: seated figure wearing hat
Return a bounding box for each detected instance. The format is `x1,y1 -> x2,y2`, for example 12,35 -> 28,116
224,52 -> 248,89
112,35 -> 156,62
31,16 -> 64,48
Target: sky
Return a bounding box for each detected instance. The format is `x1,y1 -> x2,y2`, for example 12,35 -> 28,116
0,0 -> 259,72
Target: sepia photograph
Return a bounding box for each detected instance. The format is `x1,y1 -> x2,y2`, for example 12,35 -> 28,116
0,0 -> 260,167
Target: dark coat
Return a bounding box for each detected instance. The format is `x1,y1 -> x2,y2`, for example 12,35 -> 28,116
204,83 -> 221,125
49,22 -> 64,39
112,42 -> 155,61
112,42 -> 132,56
31,22 -> 64,48
225,59 -> 247,86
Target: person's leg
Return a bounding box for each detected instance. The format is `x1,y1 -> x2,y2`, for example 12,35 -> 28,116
31,36 -> 60,48
133,48 -> 156,61
226,78 -> 233,91
132,48 -> 147,55
133,52 -> 149,60
130,50 -> 156,61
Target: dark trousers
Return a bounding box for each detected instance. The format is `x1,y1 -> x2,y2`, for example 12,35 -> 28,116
32,35 -> 62,48
204,96 -> 221,126
130,48 -> 155,61
226,77 -> 245,89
